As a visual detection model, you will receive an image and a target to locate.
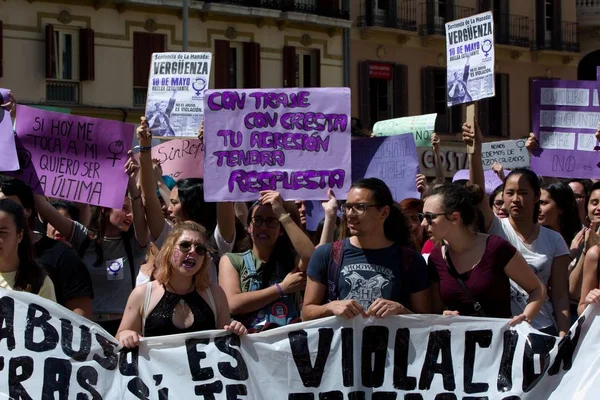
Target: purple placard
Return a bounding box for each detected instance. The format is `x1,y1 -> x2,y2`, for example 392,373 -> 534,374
453,169 -> 508,195
11,106 -> 135,209
0,89 -> 19,171
597,66 -> 600,81
531,80 -> 600,179
203,88 -> 351,201
351,134 -> 420,201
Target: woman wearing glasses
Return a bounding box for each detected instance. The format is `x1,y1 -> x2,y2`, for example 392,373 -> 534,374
219,190 -> 315,331
117,221 -> 246,347
424,183 -> 545,321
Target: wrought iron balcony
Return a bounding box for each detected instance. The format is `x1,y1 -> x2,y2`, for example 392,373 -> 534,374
357,0 -> 417,32
494,13 -> 531,48
203,0 -> 349,19
46,80 -> 80,105
577,0 -> 600,26
418,2 -> 475,36
534,21 -> 580,52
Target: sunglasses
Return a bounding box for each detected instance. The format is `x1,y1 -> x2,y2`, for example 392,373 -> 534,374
250,217 -> 279,228
493,200 -> 504,208
177,241 -> 207,256
418,212 -> 448,224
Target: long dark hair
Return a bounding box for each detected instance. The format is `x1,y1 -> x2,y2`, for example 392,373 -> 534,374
339,178 -> 411,247
87,205 -> 133,267
541,182 -> 581,245
177,178 -> 217,233
0,199 -> 47,293
505,168 -> 541,223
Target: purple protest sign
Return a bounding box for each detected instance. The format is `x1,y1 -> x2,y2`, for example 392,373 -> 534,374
531,80 -> 600,179
11,106 -> 135,209
453,169 -> 507,195
203,88 -> 351,201
597,66 -> 600,81
351,134 -> 420,201
0,89 -> 19,172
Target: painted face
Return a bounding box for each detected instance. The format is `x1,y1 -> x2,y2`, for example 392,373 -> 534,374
248,205 -> 281,247
538,189 -> 561,230
47,208 -> 72,244
492,191 -> 508,218
503,174 -> 539,221
587,189 -> 600,224
171,230 -> 206,276
0,211 -> 23,260
421,194 -> 453,242
343,188 -> 386,237
295,201 -> 306,226
109,198 -> 133,232
169,186 -> 184,223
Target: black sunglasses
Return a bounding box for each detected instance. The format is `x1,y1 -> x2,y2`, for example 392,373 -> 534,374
178,241 -> 207,256
418,212 -> 448,224
251,217 -> 279,228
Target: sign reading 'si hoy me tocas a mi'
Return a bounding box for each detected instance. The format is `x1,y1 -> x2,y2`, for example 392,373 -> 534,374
10,106 -> 134,209
203,88 -> 351,201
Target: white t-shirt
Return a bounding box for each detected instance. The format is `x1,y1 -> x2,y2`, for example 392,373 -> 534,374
489,217 -> 570,330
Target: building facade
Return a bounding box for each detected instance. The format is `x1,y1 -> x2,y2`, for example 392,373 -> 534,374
577,0 -> 600,80
350,0 -> 580,149
0,0 -> 350,122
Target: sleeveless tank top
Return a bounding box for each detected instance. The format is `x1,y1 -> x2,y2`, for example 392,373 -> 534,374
144,287 -> 216,337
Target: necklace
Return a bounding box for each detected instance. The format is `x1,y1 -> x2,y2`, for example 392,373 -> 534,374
166,281 -> 195,296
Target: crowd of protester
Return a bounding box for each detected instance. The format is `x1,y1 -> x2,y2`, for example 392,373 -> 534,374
1,94 -> 600,351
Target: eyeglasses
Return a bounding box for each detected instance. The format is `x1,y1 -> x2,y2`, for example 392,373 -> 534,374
418,212 -> 448,224
340,203 -> 380,216
493,200 -> 504,209
250,217 -> 279,228
177,241 -> 207,256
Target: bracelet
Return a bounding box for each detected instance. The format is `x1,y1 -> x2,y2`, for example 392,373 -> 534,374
278,213 -> 291,222
139,146 -> 152,153
275,283 -> 284,297
128,193 -> 141,201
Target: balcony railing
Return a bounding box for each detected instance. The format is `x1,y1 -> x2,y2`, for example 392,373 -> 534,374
418,2 -> 476,36
494,13 -> 531,48
46,80 -> 80,105
534,21 -> 580,52
577,0 -> 600,13
357,0 -> 417,32
203,0 -> 349,19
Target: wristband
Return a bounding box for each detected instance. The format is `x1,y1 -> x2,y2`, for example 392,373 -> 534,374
128,193 -> 141,201
278,213 -> 291,222
275,283 -> 284,297
139,146 -> 152,153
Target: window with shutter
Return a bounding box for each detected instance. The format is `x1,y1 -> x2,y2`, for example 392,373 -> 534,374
133,32 -> 166,107
295,50 -> 320,88
392,64 -> 408,118
45,25 -> 82,104
423,66 -> 461,134
283,46 -> 296,88
480,74 -> 509,137
214,39 -> 231,89
243,42 -> 261,89
79,28 -> 95,81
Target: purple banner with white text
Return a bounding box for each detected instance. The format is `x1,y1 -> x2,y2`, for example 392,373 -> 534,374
203,88 -> 351,201
11,106 -> 135,209
531,79 -> 600,179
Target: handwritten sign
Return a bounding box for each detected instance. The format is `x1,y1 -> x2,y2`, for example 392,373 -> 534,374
203,88 -> 351,201
152,138 -> 204,179
11,106 -> 134,209
0,88 -> 19,172
372,113 -> 437,146
351,134 -> 420,201
146,52 -> 212,137
531,80 -> 600,179
445,11 -> 495,106
481,139 -> 530,170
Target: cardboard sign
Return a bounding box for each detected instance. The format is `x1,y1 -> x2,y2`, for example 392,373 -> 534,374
203,88 -> 352,201
481,139 -> 530,170
0,88 -> 19,172
372,113 -> 437,146
151,138 -> 204,180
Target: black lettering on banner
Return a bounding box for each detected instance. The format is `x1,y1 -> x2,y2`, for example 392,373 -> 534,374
25,303 -> 59,352
319,391 -> 343,400
119,347 -> 139,376
42,357 -> 71,399
372,393 -> 397,399
127,377 -> 150,399
361,326 -> 389,388
289,328 -> 333,387
464,330 -> 492,394
215,334 -> 249,380
226,384 -> 247,400
93,333 -> 118,371
341,328 -> 354,387
393,328 -> 417,390
433,394 -> 457,400
9,356 -> 34,400
463,396 -> 489,400
521,333 -> 556,392
548,315 -> 585,375
419,330 -> 456,391
60,318 -> 92,362
349,392 -> 366,400
76,366 -> 102,400
497,330 -> 519,392
186,338 -> 214,381
194,380 -> 223,399
0,296 -> 16,350
404,395 -> 423,400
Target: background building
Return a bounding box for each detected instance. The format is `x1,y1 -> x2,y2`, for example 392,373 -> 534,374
0,0 -> 350,121
577,0 -> 600,80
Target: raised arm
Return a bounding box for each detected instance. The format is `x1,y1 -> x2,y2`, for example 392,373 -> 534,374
317,189 -> 338,247
463,121 -> 495,232
217,202 -> 236,244
578,245 -> 600,316
126,151 -> 149,247
34,195 -> 74,240
432,133 -> 445,180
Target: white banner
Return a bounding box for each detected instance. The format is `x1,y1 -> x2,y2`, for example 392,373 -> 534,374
1,289 -> 599,399
145,52 -> 212,137
481,139 -> 531,170
445,11 -> 495,107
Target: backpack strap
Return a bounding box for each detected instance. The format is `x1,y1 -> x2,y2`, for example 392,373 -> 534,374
122,234 -> 137,291
243,250 -> 261,292
142,281 -> 152,337
327,240 -> 345,302
205,286 -> 218,326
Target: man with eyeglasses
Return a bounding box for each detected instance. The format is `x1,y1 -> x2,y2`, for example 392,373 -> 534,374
302,178 -> 431,321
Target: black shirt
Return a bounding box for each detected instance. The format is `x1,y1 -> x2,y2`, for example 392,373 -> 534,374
34,235 -> 94,307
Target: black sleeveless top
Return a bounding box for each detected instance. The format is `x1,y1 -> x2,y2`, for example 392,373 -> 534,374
144,288 -> 216,337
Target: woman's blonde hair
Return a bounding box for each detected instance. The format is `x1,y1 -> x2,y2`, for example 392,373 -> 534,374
154,221 -> 210,290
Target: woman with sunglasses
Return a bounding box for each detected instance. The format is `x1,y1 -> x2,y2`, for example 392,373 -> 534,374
424,183 -> 545,321
117,221 -> 246,347
219,190 -> 315,331
465,123 -> 571,337
489,185 -> 508,219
